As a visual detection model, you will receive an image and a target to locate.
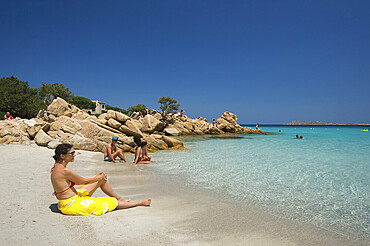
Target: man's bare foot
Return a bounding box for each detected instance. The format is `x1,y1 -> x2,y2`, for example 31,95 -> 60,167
141,199 -> 151,206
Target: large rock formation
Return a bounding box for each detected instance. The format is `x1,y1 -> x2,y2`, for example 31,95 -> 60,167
165,112 -> 266,136
47,97 -> 73,117
0,98 -> 265,154
34,129 -> 53,147
140,115 -> 162,134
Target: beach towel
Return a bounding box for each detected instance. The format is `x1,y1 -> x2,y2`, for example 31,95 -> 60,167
58,188 -> 118,215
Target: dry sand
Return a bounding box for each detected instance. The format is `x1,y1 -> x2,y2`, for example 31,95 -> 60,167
0,144 -> 368,246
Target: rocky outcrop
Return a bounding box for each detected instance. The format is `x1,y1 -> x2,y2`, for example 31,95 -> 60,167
0,98 -> 266,153
153,112 -> 162,120
119,125 -> 143,139
69,135 -> 97,151
28,120 -> 50,138
0,119 -> 31,144
163,112 -> 266,136
107,118 -> 121,129
123,120 -> 144,139
47,139 -> 62,149
162,136 -> 184,149
115,112 -> 130,123
47,97 -> 73,117
50,116 -> 81,134
205,126 -> 224,134
215,112 -> 239,133
164,126 -> 180,136
142,134 -> 168,152
34,130 -> 53,147
140,115 -> 162,134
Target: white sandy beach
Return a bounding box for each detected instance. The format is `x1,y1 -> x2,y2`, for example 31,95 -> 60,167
0,144 -> 367,246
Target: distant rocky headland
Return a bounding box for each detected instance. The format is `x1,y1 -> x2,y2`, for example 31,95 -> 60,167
0,98 -> 266,153
285,120 -> 370,126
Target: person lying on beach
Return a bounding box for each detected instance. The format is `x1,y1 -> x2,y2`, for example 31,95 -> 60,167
104,136 -> 127,163
134,141 -> 151,164
296,135 -> 304,139
50,143 -> 151,215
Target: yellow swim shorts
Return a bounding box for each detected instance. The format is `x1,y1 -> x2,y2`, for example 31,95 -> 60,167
58,188 -> 118,215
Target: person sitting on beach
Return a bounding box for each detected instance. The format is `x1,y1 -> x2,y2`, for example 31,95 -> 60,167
50,143 -> 151,215
3,112 -> 14,120
134,141 -> 151,164
104,136 -> 127,163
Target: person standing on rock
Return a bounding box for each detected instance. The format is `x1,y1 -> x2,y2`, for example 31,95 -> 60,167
104,136 -> 127,163
3,112 -> 14,120
134,141 -> 151,164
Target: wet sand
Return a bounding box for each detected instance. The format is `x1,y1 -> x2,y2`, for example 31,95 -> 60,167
0,144 -> 367,245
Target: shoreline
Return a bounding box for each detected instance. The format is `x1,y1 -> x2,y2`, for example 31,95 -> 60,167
151,169 -> 369,244
0,144 -> 368,245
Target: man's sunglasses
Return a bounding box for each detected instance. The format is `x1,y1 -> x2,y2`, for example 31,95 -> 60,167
66,151 -> 76,155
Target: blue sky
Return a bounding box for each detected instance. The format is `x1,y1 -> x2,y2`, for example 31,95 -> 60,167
1,0 -> 369,124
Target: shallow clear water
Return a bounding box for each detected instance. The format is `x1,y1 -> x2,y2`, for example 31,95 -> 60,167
151,126 -> 370,239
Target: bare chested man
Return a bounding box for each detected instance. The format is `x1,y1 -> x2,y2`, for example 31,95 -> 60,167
104,136 -> 127,163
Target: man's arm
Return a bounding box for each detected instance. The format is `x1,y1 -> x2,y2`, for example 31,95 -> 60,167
107,144 -> 116,163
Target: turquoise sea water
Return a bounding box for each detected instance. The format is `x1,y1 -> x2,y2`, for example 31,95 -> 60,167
151,125 -> 370,239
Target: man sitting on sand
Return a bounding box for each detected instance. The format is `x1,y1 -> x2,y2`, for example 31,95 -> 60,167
104,136 -> 127,163
134,141 -> 151,164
